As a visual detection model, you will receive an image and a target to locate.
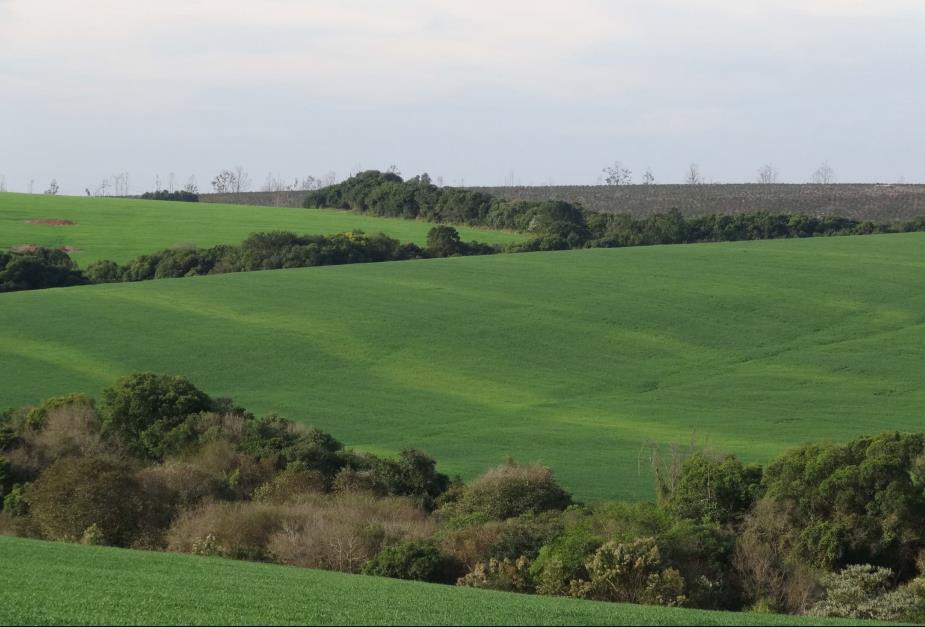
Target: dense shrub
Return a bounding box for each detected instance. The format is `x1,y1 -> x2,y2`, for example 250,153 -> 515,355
370,449 -> 450,510
0,248 -> 87,293
569,538 -> 686,606
140,190 -> 199,202
252,466 -> 326,504
28,456 -> 167,546
810,565 -> 925,621
761,432 -> 925,573
166,501 -> 283,561
265,494 -> 435,573
444,462 -> 571,524
458,556 -> 532,592
100,373 -> 214,459
362,539 -> 459,583
667,453 -> 762,526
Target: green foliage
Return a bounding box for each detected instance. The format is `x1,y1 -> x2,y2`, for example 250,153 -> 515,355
361,539 -> 458,584
0,247 -> 87,292
446,462 -> 572,523
667,453 -> 762,525
371,449 -> 449,510
762,432 -> 925,572
100,373 -> 214,460
236,416 -> 348,481
3,483 -> 29,517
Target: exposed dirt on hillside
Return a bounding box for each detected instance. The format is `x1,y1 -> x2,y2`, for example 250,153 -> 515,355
25,219 -> 76,226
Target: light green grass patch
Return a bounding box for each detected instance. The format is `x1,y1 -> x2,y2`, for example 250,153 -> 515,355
1,234 -> 924,501
0,192 -> 523,264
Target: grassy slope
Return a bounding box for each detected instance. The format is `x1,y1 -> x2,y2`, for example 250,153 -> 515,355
0,536 -> 873,626
2,234 -> 924,501
0,193 -> 522,264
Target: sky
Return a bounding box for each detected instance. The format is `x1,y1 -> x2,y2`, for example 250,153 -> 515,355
1,0 -> 924,194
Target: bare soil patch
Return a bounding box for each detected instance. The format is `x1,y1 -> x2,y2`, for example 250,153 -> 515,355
25,219 -> 76,226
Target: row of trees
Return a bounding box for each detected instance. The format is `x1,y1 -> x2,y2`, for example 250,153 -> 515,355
305,170 -> 925,253
601,162 -> 838,186
2,375 -> 925,621
0,227 -> 497,293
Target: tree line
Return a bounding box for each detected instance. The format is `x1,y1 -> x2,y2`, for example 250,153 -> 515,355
1,374 -> 925,621
0,227 -> 497,293
305,170 -> 925,251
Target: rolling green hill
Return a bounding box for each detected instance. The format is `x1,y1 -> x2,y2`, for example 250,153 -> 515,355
1,234 -> 924,501
0,536 -> 876,625
0,193 -> 522,265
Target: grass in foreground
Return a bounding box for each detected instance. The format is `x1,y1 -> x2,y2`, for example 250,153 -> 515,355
0,193 -> 522,264
1,234 -> 923,500
0,536 -> 876,625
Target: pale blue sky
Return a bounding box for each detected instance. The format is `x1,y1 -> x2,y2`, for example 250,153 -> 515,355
1,0 -> 923,194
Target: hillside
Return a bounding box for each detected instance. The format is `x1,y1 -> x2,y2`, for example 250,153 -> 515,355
0,193 -> 522,265
202,184 -> 925,223
0,536 -> 878,625
1,234 -> 922,500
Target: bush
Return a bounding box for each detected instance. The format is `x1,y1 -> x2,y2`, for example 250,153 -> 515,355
252,466 -> 326,504
762,432 -> 925,572
810,564 -> 925,621
458,556 -> 532,592
569,537 -> 686,607
362,539 -> 459,583
167,501 -> 283,561
667,453 -> 762,526
136,462 -> 227,509
371,449 -> 449,510
101,373 -> 214,459
27,456 -> 166,546
445,462 -> 572,523
0,248 -> 87,293
267,493 -> 435,573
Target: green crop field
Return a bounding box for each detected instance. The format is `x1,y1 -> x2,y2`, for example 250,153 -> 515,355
2,234 -> 923,501
0,536 -> 879,625
0,193 -> 522,265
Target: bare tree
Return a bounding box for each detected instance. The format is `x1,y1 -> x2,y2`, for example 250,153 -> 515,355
685,163 -> 703,185
811,161 -> 836,184
0,175 -> 6,192
602,161 -> 633,185
168,172 -> 176,193
28,179 -> 34,194
387,164 -> 401,176
642,167 -> 655,185
757,164 -> 779,184
183,176 -> 199,194
44,179 -> 59,195
233,166 -> 251,194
